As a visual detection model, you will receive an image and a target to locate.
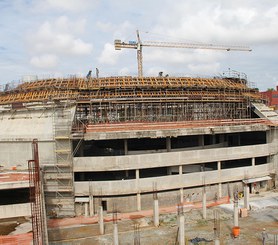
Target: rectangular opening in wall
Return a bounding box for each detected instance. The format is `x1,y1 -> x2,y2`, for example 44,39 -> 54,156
255,156 -> 268,165
171,135 -> 199,149
101,200 -> 107,211
221,158 -> 252,169
81,139 -> 125,157
140,167 -> 168,178
74,170 -> 136,181
240,131 -> 266,146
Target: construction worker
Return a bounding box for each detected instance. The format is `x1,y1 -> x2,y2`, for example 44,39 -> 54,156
262,228 -> 268,245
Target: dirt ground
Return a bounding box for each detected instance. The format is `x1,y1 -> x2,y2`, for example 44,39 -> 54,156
48,196 -> 278,245
1,191 -> 278,244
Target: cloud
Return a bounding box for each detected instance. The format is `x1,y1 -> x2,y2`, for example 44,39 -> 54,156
30,54 -> 58,68
35,0 -> 99,12
31,16 -> 92,56
27,16 -> 92,69
118,67 -> 130,76
98,43 -> 121,65
188,62 -> 220,74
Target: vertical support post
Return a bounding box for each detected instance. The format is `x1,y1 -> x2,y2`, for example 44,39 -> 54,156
112,204 -> 119,245
98,205 -> 104,235
89,182 -> 94,216
252,157 -> 255,167
234,200 -> 239,227
135,169 -> 141,211
179,165 -> 183,203
153,199 -> 159,227
178,203 -> 185,245
244,184 -> 250,210
89,195 -> 94,216
124,139 -> 128,155
84,202 -> 89,217
153,182 -> 159,227
202,186 -> 207,219
217,161 -> 222,198
113,223 -> 119,245
179,214 -> 185,245
198,135 -> 204,148
166,136 -> 171,152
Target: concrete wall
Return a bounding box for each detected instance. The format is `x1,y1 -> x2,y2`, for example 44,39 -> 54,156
74,163 -> 273,196
75,182 -> 243,213
74,144 -> 274,171
0,105 -> 76,169
0,203 -> 30,219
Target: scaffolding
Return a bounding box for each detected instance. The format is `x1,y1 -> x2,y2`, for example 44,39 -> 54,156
43,107 -> 75,217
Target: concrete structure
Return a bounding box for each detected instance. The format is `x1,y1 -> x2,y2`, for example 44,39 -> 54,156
0,75 -> 277,218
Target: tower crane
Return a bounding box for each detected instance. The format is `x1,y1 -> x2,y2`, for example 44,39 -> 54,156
114,30 -> 252,77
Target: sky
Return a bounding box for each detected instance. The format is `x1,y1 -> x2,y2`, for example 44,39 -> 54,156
0,0 -> 278,91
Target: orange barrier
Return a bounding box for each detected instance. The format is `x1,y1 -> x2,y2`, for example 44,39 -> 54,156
232,226 -> 240,237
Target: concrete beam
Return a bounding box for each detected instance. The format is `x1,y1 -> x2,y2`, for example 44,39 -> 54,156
74,144 -> 273,172
74,164 -> 273,196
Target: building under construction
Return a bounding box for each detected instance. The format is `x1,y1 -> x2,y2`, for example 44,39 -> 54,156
0,72 -> 277,218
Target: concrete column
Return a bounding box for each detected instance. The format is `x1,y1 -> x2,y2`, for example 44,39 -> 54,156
252,157 -> 255,167
218,183 -> 222,199
266,129 -> 272,143
212,135 -> 216,144
244,184 -> 250,210
136,193 -> 141,211
219,134 -> 225,143
153,199 -> 159,227
79,141 -> 84,157
98,206 -> 104,235
178,214 -> 185,245
166,136 -> 171,152
198,135 -> 204,148
217,161 -> 222,198
124,139 -> 128,155
180,188 -> 184,203
84,202 -> 89,217
80,172 -> 85,181
179,165 -> 184,203
234,201 -> 239,227
89,195 -> 94,216
113,223 -> 119,245
202,187 -> 207,219
136,169 -> 141,211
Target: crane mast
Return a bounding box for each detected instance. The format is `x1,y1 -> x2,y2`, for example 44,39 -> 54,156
114,30 -> 252,78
